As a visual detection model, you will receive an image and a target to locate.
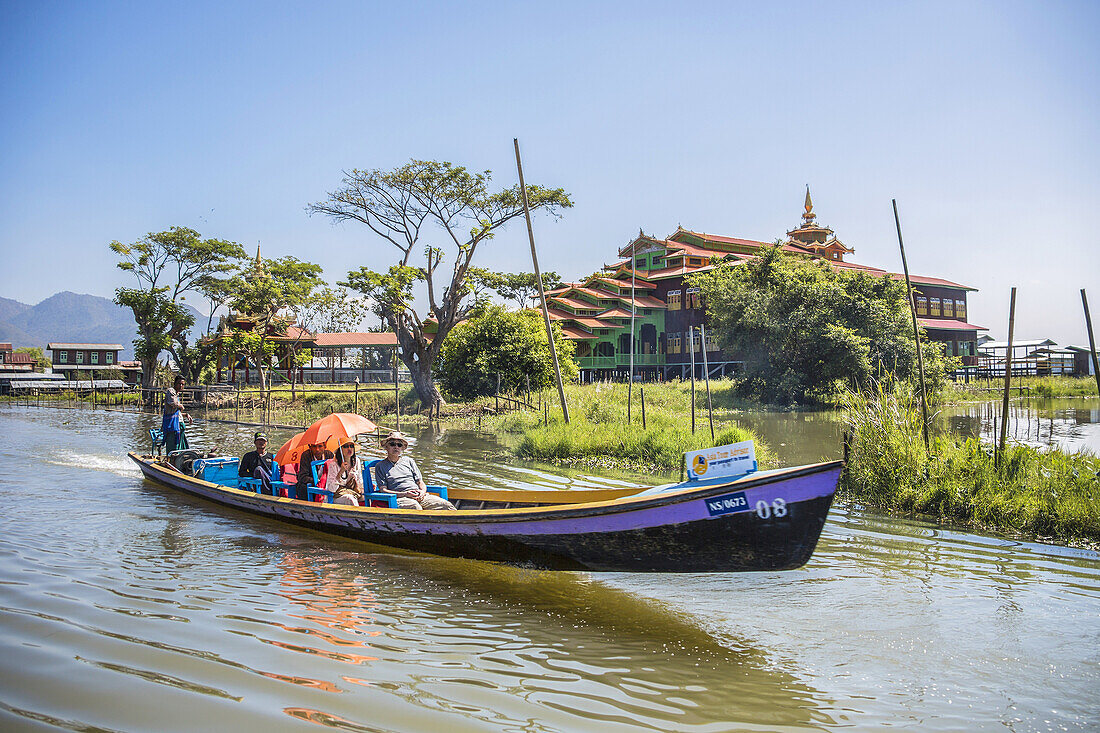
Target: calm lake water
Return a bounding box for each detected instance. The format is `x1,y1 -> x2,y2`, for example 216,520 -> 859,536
734,397 -> 1100,466
1,404 -> 1098,732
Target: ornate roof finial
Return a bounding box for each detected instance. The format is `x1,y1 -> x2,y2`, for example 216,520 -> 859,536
803,185 -> 816,224
248,244 -> 269,281
255,244 -> 262,265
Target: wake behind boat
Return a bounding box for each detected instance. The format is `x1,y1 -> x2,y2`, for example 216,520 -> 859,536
129,447 -> 840,573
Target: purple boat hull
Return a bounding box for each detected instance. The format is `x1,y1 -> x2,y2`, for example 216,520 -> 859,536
129,453 -> 840,572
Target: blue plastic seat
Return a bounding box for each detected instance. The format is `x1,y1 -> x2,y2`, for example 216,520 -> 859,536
306,459 -> 334,503
149,428 -> 165,456
364,459 -> 449,506
238,461 -> 294,496
361,459 -> 398,508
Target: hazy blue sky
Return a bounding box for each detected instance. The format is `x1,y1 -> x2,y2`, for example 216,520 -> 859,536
2,1 -> 1097,346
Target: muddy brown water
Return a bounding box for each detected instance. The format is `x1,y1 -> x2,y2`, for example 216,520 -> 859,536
1,404 -> 1097,731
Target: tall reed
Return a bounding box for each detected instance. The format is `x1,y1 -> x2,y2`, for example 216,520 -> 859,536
841,383 -> 1100,544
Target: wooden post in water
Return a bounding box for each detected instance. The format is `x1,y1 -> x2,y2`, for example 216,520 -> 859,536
640,387 -> 646,430
1081,289 -> 1100,398
892,199 -> 930,454
354,382 -> 360,415
514,138 -> 569,423
235,384 -> 240,422
393,351 -> 401,431
997,287 -> 1017,468
700,323 -> 715,442
688,326 -> 697,433
496,372 -> 501,414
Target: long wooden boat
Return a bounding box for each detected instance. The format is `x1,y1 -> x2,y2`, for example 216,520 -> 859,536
129,452 -> 840,572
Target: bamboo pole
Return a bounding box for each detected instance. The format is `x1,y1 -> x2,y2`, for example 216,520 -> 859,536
394,351 -> 400,431
688,326 -> 697,433
354,381 -> 360,415
700,323 -> 715,441
640,387 -> 646,430
1082,290 -> 1100,398
514,138 -> 569,423
628,253 -> 636,422
892,199 -> 930,453
997,287 -> 1017,468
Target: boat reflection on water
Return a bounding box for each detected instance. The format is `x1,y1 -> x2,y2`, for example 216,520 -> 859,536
250,540 -> 839,731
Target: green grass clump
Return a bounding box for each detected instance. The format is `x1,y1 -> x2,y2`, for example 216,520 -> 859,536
504,382 -> 777,472
841,384 -> 1100,544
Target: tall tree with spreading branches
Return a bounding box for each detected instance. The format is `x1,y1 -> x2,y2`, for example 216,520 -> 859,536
111,227 -> 246,393
309,159 -> 572,406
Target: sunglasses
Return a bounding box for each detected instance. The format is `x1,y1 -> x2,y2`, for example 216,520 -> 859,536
385,441 -> 407,448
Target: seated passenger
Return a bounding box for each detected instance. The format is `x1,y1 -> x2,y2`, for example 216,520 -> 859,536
239,432 -> 274,493
327,439 -> 366,506
374,431 -> 456,510
296,441 -> 334,500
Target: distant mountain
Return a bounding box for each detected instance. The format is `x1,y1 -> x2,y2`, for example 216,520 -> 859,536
0,291 -> 205,360
0,296 -> 30,324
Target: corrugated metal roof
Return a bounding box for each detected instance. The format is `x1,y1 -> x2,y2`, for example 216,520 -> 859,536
47,343 -> 124,350
313,332 -> 398,347
918,318 -> 988,332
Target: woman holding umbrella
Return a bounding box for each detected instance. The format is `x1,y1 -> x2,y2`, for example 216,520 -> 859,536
327,439 -> 366,506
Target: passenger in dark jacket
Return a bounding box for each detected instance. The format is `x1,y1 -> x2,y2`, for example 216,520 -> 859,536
239,432 -> 274,493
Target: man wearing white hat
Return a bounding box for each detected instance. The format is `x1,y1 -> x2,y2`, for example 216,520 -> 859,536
374,431 -> 455,510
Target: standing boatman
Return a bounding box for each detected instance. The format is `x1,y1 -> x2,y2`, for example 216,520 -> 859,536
162,375 -> 193,454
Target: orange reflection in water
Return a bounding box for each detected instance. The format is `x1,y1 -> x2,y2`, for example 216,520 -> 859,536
267,552 -> 384,668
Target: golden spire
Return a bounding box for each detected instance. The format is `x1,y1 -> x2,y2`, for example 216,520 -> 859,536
248,244 -> 269,280
803,186 -> 816,223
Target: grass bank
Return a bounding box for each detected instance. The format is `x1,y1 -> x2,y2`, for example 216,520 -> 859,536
940,375 -> 1098,404
482,382 -> 777,474
841,385 -> 1100,546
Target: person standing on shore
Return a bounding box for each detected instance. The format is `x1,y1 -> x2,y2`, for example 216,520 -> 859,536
162,375 -> 192,454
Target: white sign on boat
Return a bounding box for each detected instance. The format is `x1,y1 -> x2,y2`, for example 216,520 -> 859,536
684,440 -> 757,482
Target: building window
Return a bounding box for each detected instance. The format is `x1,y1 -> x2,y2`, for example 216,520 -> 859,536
635,256 -> 646,268
929,298 -> 941,317
955,300 -> 966,319
76,351 -> 84,364
667,334 -> 681,354
942,299 -> 954,318
688,257 -> 703,266
105,353 -> 114,364
91,352 -> 99,364
915,296 -> 928,316
57,351 -> 67,363
668,290 -> 681,311
685,287 -> 701,309
705,333 -> 718,352
689,330 -> 702,353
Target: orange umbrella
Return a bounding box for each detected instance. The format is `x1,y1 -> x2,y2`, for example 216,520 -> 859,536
274,432 -> 341,467
299,413 -> 379,448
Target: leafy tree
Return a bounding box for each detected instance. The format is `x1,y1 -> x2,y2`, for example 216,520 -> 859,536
172,272 -> 240,384
14,346 -> 50,371
493,271 -> 563,309
309,159 -> 572,406
691,246 -> 953,404
110,227 -> 246,392
435,306 -> 578,400
224,254 -> 324,390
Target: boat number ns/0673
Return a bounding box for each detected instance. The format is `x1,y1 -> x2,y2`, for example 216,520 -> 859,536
705,492 -> 789,518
